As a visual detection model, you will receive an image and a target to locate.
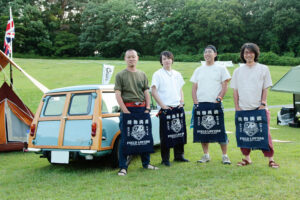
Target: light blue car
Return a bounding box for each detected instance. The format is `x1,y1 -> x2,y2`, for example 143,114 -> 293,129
27,85 -> 160,166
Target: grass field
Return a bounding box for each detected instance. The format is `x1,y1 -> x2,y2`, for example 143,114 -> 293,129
1,59 -> 299,200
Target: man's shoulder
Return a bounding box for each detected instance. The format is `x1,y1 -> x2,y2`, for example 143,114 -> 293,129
116,69 -> 128,77
256,63 -> 269,70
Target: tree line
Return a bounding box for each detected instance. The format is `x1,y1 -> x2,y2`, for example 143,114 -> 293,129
0,0 -> 299,58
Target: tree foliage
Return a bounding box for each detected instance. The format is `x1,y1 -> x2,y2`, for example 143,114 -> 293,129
0,0 -> 299,57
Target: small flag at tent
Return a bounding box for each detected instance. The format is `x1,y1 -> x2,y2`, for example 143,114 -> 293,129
3,7 -> 15,57
102,64 -> 114,84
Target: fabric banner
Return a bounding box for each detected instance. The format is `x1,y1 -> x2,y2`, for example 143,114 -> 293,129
235,109 -> 269,151
160,107 -> 187,148
102,64 -> 114,84
121,112 -> 154,155
193,102 -> 226,143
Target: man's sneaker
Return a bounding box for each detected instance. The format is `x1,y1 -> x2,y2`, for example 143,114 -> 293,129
118,168 -> 127,176
145,164 -> 159,170
222,155 -> 231,165
197,155 -> 211,163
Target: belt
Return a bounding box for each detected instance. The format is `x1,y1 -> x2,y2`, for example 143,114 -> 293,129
124,102 -> 146,107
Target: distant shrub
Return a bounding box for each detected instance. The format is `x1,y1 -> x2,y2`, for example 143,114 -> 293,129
218,53 -> 240,63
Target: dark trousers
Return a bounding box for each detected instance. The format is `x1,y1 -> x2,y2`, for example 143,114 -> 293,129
159,114 -> 184,162
119,107 -> 150,169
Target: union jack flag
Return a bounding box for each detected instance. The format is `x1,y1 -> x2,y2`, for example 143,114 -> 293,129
3,7 -> 15,57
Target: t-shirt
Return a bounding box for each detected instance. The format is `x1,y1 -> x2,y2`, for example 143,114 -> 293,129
230,63 -> 272,110
151,68 -> 185,108
190,64 -> 231,103
114,69 -> 149,103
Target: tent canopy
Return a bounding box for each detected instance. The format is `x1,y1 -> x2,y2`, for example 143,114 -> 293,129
0,82 -> 33,147
271,66 -> 300,94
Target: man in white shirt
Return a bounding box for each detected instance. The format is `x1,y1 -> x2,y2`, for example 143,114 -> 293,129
231,43 -> 279,168
190,45 -> 231,164
151,51 -> 189,166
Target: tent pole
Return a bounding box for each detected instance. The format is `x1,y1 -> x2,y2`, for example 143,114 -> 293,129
10,62 -> 13,86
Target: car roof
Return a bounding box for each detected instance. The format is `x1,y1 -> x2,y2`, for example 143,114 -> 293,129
46,84 -> 115,94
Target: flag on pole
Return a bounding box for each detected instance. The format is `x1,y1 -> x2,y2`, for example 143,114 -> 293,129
3,7 -> 15,58
102,64 -> 114,84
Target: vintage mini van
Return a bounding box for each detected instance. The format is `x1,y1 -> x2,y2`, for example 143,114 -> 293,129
27,85 -> 160,166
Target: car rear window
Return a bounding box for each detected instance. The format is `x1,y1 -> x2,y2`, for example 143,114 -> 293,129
68,93 -> 92,115
102,92 -> 119,114
44,95 -> 66,116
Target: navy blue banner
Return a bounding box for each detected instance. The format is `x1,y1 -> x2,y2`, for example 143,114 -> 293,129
193,103 -> 227,143
235,109 -> 269,151
121,112 -> 154,155
160,107 -> 187,148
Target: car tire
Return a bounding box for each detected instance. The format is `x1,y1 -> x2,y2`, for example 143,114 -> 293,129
111,137 -> 120,168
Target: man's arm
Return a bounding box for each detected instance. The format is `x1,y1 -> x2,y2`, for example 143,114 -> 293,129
179,88 -> 184,107
217,80 -> 229,102
233,89 -> 241,111
144,89 -> 151,113
192,83 -> 198,104
259,88 -> 268,110
115,90 -> 130,113
151,86 -> 169,109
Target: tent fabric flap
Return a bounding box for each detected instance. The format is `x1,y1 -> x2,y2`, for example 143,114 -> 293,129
271,66 -> 300,94
5,100 -> 29,142
7,100 -> 33,126
0,101 -> 7,144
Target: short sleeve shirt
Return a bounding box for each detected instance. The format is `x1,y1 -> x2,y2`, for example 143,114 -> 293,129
151,68 -> 185,108
190,64 -> 231,103
230,63 -> 272,110
114,69 -> 149,103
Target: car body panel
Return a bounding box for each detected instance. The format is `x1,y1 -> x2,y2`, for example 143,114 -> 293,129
28,84 -> 160,164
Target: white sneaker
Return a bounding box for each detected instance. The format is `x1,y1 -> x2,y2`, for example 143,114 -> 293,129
222,155 -> 231,165
197,155 -> 211,163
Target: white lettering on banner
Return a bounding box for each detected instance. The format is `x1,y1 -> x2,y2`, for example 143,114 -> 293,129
168,132 -> 184,138
239,137 -> 264,142
197,129 -> 221,134
127,140 -> 151,146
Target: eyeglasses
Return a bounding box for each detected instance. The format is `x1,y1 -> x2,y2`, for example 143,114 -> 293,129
204,50 -> 215,54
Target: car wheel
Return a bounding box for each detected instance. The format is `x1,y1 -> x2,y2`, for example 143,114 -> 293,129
111,137 -> 120,168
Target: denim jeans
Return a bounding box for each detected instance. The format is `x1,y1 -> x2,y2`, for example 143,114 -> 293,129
119,106 -> 150,169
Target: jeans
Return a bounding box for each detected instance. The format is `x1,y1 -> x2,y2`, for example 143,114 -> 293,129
118,106 -> 150,169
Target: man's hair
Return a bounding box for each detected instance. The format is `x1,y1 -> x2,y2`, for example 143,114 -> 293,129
204,45 -> 218,61
124,49 -> 138,57
160,51 -> 174,66
240,43 -> 260,63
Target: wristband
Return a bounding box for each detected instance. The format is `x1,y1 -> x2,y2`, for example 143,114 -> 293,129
145,108 -> 151,112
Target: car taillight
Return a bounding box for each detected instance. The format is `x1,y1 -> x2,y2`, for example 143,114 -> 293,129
91,122 -> 97,137
30,124 -> 36,136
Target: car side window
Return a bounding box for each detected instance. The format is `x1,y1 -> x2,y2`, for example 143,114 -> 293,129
44,95 -> 66,116
68,93 -> 92,115
102,92 -> 119,114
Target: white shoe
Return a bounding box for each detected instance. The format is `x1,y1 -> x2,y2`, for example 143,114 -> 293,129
197,155 -> 211,163
222,155 -> 231,165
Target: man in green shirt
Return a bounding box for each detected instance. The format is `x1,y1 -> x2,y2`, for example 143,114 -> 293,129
115,49 -> 158,176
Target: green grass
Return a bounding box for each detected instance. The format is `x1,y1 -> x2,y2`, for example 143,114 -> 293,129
1,59 -> 299,199
1,58 -> 293,112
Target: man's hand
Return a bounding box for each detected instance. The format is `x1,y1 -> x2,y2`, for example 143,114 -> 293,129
123,109 -> 131,114
235,106 -> 241,111
258,105 -> 266,110
161,105 -> 171,110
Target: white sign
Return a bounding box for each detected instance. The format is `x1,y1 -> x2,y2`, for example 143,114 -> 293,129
201,61 -> 234,67
102,64 -> 114,84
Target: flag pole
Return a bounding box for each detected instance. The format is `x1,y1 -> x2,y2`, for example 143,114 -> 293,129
9,7 -> 13,86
